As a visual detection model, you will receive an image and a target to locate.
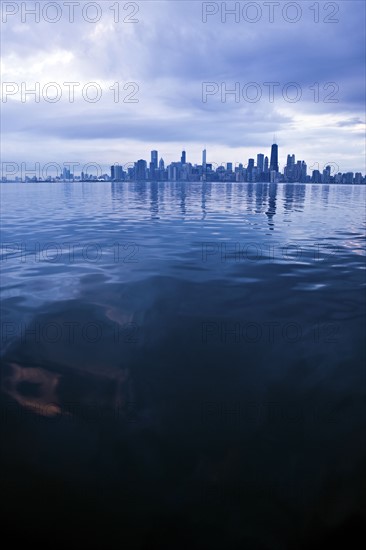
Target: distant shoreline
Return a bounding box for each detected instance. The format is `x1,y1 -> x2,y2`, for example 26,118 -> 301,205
1,180 -> 365,185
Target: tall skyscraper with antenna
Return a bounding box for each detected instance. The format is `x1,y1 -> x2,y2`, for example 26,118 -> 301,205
270,141 -> 279,173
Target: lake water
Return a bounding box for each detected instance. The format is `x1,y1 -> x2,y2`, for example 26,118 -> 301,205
1,181 -> 365,548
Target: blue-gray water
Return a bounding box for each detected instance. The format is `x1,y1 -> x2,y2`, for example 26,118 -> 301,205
1,181 -> 365,548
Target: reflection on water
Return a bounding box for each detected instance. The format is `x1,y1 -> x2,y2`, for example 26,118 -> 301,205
1,182 -> 365,548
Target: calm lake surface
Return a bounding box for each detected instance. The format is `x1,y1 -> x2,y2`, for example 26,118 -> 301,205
1,181 -> 365,548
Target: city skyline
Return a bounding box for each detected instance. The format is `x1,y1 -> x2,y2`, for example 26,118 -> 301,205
3,141 -> 364,184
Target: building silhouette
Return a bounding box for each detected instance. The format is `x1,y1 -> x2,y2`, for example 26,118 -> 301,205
136,159 -> 147,181
270,143 -> 279,173
111,165 -> 124,181
151,151 -> 158,170
257,154 -> 264,175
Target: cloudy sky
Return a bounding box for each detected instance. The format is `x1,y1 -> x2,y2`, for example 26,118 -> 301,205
1,0 -> 365,174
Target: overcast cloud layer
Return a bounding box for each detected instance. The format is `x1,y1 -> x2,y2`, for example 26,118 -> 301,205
1,0 -> 365,173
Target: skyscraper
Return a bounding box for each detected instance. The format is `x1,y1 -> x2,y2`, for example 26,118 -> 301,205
270,143 -> 279,173
158,158 -> 166,181
285,154 -> 295,181
136,159 -> 147,181
111,165 -> 124,181
312,170 -> 321,183
323,165 -> 331,183
287,154 -> 295,168
62,167 -> 71,181
247,158 -> 254,180
301,161 -> 307,182
202,149 -> 207,171
181,151 -> 186,164
151,150 -> 158,171
257,154 -> 264,175
295,160 -> 302,182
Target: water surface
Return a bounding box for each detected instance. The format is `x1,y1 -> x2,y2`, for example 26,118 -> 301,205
1,181 -> 365,548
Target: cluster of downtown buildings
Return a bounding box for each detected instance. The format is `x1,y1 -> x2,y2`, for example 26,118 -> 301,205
110,144 -> 364,184
4,144 -> 365,184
